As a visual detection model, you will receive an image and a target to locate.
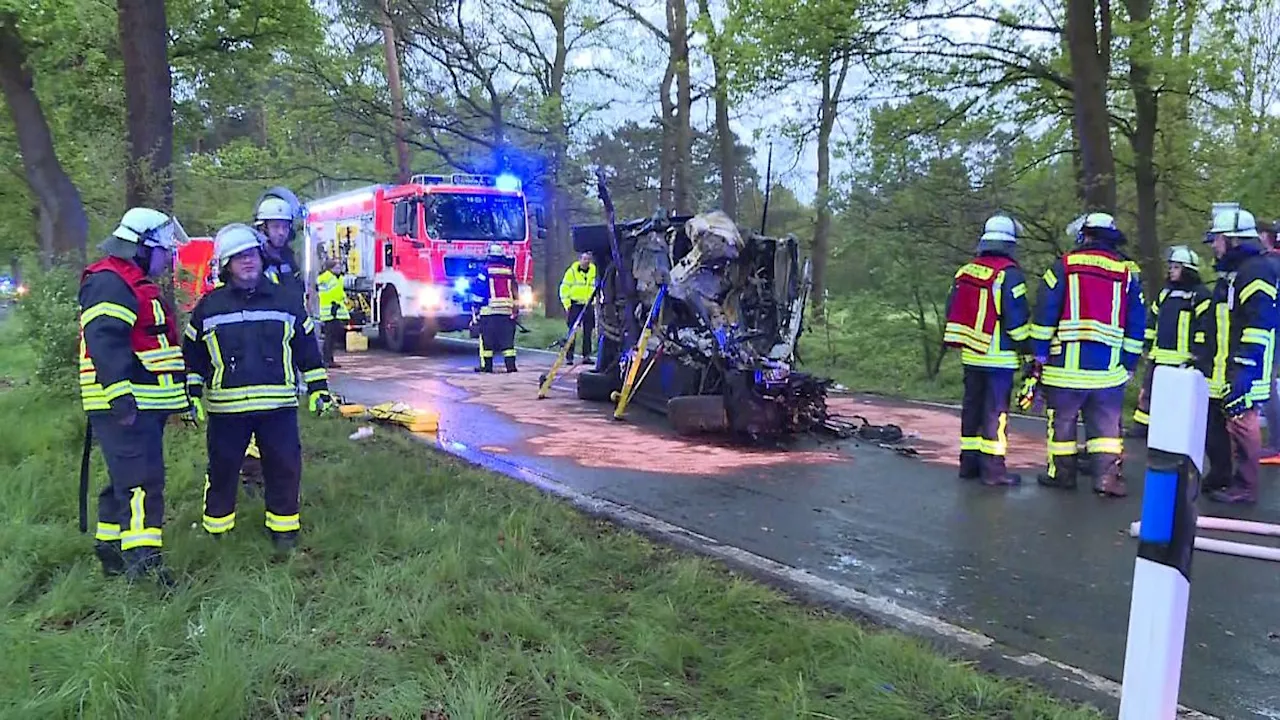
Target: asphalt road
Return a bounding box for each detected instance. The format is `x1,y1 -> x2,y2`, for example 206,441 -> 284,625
328,339 -> 1280,720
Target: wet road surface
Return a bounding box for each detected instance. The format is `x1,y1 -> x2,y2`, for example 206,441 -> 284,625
328,339 -> 1280,719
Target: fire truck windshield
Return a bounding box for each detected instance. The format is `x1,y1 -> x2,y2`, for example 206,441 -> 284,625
428,193 -> 527,242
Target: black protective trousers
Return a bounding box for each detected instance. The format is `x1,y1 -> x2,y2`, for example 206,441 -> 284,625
478,314 -> 517,370
322,319 -> 345,365
202,407 -> 302,536
91,410 -> 168,551
566,302 -> 595,360
958,366 -> 1013,480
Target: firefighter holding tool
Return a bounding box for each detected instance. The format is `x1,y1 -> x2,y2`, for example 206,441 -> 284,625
183,223 -> 332,553
78,207 -> 190,586
474,243 -> 520,373
559,251 -> 597,364
942,214 -> 1031,486
1127,245 -> 1211,438
1030,212 -> 1146,497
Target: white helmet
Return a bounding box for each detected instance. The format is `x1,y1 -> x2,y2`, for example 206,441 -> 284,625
214,223 -> 265,267
112,207 -> 188,250
255,197 -> 294,223
1167,245 -> 1200,271
1209,206 -> 1259,238
980,215 -> 1019,244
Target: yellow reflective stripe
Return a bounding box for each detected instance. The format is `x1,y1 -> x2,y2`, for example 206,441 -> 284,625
188,373 -> 205,387
303,368 -> 327,383
1123,337 -> 1145,354
121,487 -> 162,550
207,333 -> 226,388
206,384 -> 299,400
303,317 -> 317,334
1047,441 -> 1077,455
1011,282 -> 1026,299
1086,437 -> 1124,454
206,396 -> 300,414
101,380 -> 133,402
81,302 -> 137,327
1151,349 -> 1192,365
1007,323 -> 1031,342
1242,328 -> 1273,345
1067,273 -> 1081,323
283,317 -> 296,389
1133,408 -> 1150,425
184,323 -> 198,341
1144,327 -> 1157,341
202,514 -> 235,534
1029,324 -> 1055,340
1041,365 -> 1128,389
1042,269 -> 1057,289
95,522 -> 121,542
1239,279 -> 1277,303
1195,299 -> 1211,316
265,512 -> 300,532
1065,254 -> 1129,273
960,436 -> 983,451
960,349 -> 1019,369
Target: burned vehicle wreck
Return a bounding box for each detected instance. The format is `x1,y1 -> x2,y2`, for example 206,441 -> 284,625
569,206 -> 834,440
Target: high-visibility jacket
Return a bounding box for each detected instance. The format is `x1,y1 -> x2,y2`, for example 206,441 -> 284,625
942,252 -> 1031,370
478,260 -> 518,317
182,278 -> 328,414
1197,245 -> 1279,403
559,262 -> 596,309
78,256 -> 187,414
1031,244 -> 1146,389
316,270 -> 349,322
1144,279 -> 1212,367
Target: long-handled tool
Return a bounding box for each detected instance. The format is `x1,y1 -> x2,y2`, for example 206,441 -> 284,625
78,421 -> 93,533
612,285 -> 666,419
537,277 -> 605,399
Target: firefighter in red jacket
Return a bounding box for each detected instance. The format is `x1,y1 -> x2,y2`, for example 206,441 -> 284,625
78,207 -> 190,586
1031,213 -> 1146,497
943,215 -> 1032,486
474,243 -> 520,373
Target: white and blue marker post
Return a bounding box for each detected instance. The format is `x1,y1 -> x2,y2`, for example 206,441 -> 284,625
1118,365 -> 1208,719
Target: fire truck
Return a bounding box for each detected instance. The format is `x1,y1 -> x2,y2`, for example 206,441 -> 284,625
304,173 -> 540,352
174,236 -> 216,312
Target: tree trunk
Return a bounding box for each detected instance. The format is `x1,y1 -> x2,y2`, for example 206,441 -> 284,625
118,0 -> 174,211
670,0 -> 692,215
380,0 -> 411,184
698,0 -> 736,219
1125,0 -> 1161,291
812,50 -> 849,318
1065,0 -> 1116,211
658,5 -> 677,212
0,17 -> 88,268
542,0 -> 570,320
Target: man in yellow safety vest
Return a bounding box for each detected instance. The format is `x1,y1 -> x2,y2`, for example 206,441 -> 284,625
558,251 -> 597,364
316,257 -> 349,368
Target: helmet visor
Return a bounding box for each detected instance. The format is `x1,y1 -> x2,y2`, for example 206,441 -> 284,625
147,217 -> 191,251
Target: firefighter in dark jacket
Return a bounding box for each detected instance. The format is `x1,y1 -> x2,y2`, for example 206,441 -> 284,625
78,207 -> 189,585
1031,213 -> 1146,497
253,186 -> 307,306
942,214 -> 1031,486
183,223 -> 332,552
1197,207 -> 1279,504
474,243 -> 520,373
1128,246 -> 1211,437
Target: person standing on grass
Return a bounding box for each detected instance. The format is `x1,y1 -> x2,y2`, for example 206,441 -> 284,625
941,214 -> 1032,487
183,223 -> 332,553
1255,218 -> 1280,463
78,208 -> 189,586
559,251 -> 597,364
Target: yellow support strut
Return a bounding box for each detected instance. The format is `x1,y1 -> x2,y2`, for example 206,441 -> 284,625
612,286 -> 666,420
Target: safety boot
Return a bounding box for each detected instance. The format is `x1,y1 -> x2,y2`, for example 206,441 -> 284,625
982,473 -> 1022,487
1093,455 -> 1127,497
504,357 -> 518,373
1207,487 -> 1257,504
94,540 -> 125,578
123,548 -> 176,590
267,529 -> 298,555
474,359 -> 494,373
1037,454 -> 1078,490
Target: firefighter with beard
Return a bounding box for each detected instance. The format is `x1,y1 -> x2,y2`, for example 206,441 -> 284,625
1127,246 -> 1211,438
183,224 -> 331,552
78,208 -> 190,586
1198,207 -> 1280,504
1031,213 -> 1146,497
474,243 -> 520,373
942,214 -> 1031,486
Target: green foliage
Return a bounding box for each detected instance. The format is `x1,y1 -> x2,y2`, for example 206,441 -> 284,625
13,265 -> 80,394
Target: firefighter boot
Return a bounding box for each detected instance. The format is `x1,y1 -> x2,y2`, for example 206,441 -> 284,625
267,529 -> 298,555
1037,453 -> 1078,490
123,547 -> 176,590
474,358 -> 494,373
1092,454 -> 1128,497
504,356 -> 518,373
94,540 -> 125,578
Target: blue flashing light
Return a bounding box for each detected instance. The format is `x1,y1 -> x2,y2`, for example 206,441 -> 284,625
495,173 -> 521,192
453,277 -> 471,294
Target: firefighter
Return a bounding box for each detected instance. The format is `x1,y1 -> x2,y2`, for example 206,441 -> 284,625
1198,207 -> 1279,504
78,207 -> 189,585
253,186 -> 306,305
1031,212 -> 1146,497
1127,246 -> 1211,438
474,243 -> 520,373
316,256 -> 349,368
559,251 -> 597,364
942,215 -> 1032,486
183,223 -> 332,552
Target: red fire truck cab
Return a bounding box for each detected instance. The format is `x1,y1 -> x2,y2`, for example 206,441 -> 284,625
304,173 -> 540,352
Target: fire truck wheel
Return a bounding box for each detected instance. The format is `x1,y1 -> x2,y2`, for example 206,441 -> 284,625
576,371 -> 619,402
667,395 -> 729,436
380,293 -> 408,353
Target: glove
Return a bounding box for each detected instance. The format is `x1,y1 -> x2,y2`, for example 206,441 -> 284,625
308,389 -> 333,415
330,302 -> 340,319
108,394 -> 137,427
183,396 -> 206,428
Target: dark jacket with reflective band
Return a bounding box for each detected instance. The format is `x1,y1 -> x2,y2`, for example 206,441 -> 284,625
1196,246 -> 1279,403
78,257 -> 187,413
264,244 -> 305,308
1144,278 -> 1211,367
1031,244 -> 1147,389
942,252 -> 1031,370
183,278 -> 328,414
478,260 -> 518,317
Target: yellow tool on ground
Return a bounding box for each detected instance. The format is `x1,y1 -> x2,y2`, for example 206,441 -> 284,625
367,401 -> 439,433
339,404 -> 367,418
613,286 -> 666,420
538,278 -> 605,399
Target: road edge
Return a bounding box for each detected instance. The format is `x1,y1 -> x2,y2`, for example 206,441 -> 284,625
414,430 -> 1217,720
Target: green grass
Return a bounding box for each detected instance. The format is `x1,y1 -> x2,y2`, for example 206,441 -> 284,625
0,321 -> 1105,719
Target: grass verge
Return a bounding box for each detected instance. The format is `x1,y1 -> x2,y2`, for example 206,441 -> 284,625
0,321 -> 1103,719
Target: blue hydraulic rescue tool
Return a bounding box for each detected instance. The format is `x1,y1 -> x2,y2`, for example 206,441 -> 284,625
1118,365 -> 1207,719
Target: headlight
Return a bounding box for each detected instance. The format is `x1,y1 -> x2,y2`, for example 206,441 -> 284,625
518,285 -> 534,307
418,285 -> 444,309
15,284 -> 27,296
